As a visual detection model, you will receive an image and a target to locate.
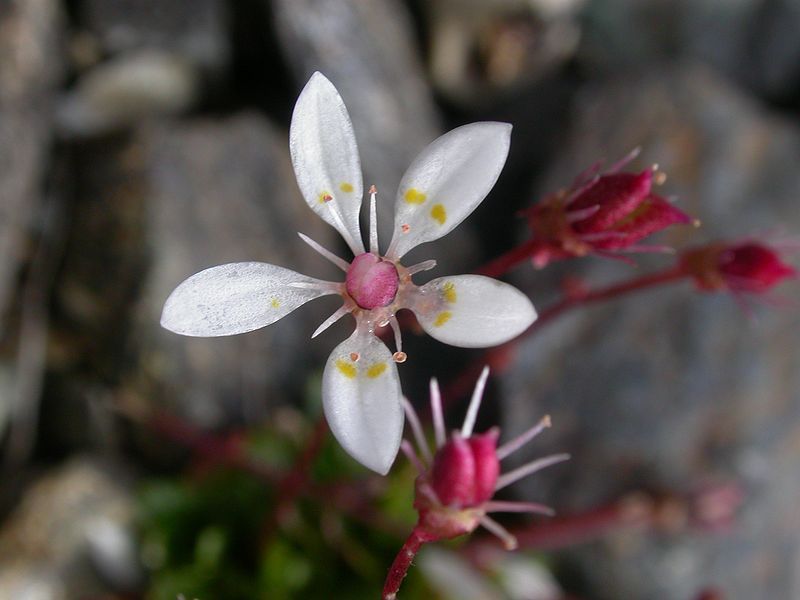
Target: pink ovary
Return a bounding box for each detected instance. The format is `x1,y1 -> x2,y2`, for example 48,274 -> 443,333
345,253 -> 400,309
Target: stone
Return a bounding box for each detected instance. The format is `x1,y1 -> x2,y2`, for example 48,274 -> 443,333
580,0 -> 800,102
0,458 -> 140,598
79,0 -> 228,71
502,64 -> 800,599
0,0 -> 64,457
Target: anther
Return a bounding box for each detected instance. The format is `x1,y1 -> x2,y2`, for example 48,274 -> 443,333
350,352 -> 360,362
392,351 -> 407,363
654,171 -> 667,185
369,184 -> 377,194
322,193 -> 333,202
401,224 -> 410,233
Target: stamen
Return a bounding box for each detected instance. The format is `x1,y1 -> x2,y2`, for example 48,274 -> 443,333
311,305 -> 350,338
389,316 -> 403,354
323,198 -> 364,255
298,232 -> 350,271
400,439 -> 425,475
429,378 -> 446,449
608,147 -> 641,173
495,453 -> 570,491
479,515 -> 518,550
369,185 -> 379,254
392,352 -> 407,363
484,501 -> 554,516
496,415 -> 551,460
566,205 -> 601,223
401,398 -> 432,464
653,171 -> 667,185
406,259 -> 437,275
461,366 -> 490,438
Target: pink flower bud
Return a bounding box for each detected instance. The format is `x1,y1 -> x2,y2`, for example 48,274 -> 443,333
525,156 -> 692,268
431,430 -> 500,507
680,241 -> 796,293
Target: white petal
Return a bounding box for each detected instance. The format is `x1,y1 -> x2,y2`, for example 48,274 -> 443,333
322,330 -> 403,474
387,122 -> 512,259
411,275 -> 536,348
161,262 -> 334,337
289,72 -> 365,255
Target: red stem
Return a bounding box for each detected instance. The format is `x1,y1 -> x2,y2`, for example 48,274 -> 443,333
259,416 -> 329,549
382,528 -> 428,600
476,238 -> 540,278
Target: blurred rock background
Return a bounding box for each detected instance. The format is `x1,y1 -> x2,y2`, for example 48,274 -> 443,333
0,0 -> 798,598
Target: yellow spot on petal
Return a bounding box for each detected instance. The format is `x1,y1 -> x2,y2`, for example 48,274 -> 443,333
433,311 -> 452,327
442,281 -> 456,303
366,362 -> 387,378
270,298 -> 281,308
318,191 -> 333,204
340,182 -> 354,193
430,203 -> 447,225
404,188 -> 427,204
336,359 -> 357,379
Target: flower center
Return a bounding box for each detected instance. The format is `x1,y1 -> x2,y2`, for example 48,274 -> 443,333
345,253 -> 400,310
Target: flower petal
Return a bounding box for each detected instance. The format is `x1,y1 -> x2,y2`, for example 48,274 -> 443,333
322,330 -> 403,474
387,122 -> 512,259
161,262 -> 334,337
411,275 -> 536,348
289,72 -> 365,255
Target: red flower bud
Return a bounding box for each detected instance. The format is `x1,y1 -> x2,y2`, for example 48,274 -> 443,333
431,430 -> 500,507
680,241 -> 796,293
525,154 -> 693,268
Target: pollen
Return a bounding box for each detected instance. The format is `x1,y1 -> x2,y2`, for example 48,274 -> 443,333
335,359 -> 357,379
404,188 -> 427,204
270,298 -> 281,308
318,191 -> 333,203
366,362 -> 387,378
340,182 -> 354,193
430,203 -> 447,225
442,281 -> 456,303
433,311 -> 452,327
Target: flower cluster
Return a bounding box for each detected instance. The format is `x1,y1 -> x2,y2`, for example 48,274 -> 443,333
160,73 -> 537,474
523,150 -> 693,268
383,367 -> 567,599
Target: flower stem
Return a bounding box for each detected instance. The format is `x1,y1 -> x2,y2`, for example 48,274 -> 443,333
476,239 -> 539,278
382,528 -> 428,600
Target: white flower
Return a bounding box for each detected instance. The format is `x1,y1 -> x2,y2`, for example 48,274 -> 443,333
160,72 -> 537,475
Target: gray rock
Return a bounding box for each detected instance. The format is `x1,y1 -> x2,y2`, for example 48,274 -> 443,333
425,0 -> 584,107
56,49 -> 201,137
0,458 -> 140,598
0,0 -> 63,331
503,65 -> 800,599
79,0 -> 228,72
0,0 -> 63,459
580,0 -> 800,101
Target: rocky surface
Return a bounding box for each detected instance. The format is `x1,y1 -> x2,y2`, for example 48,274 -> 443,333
0,458 -> 140,598
580,0 -> 800,102
503,64 -> 800,599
